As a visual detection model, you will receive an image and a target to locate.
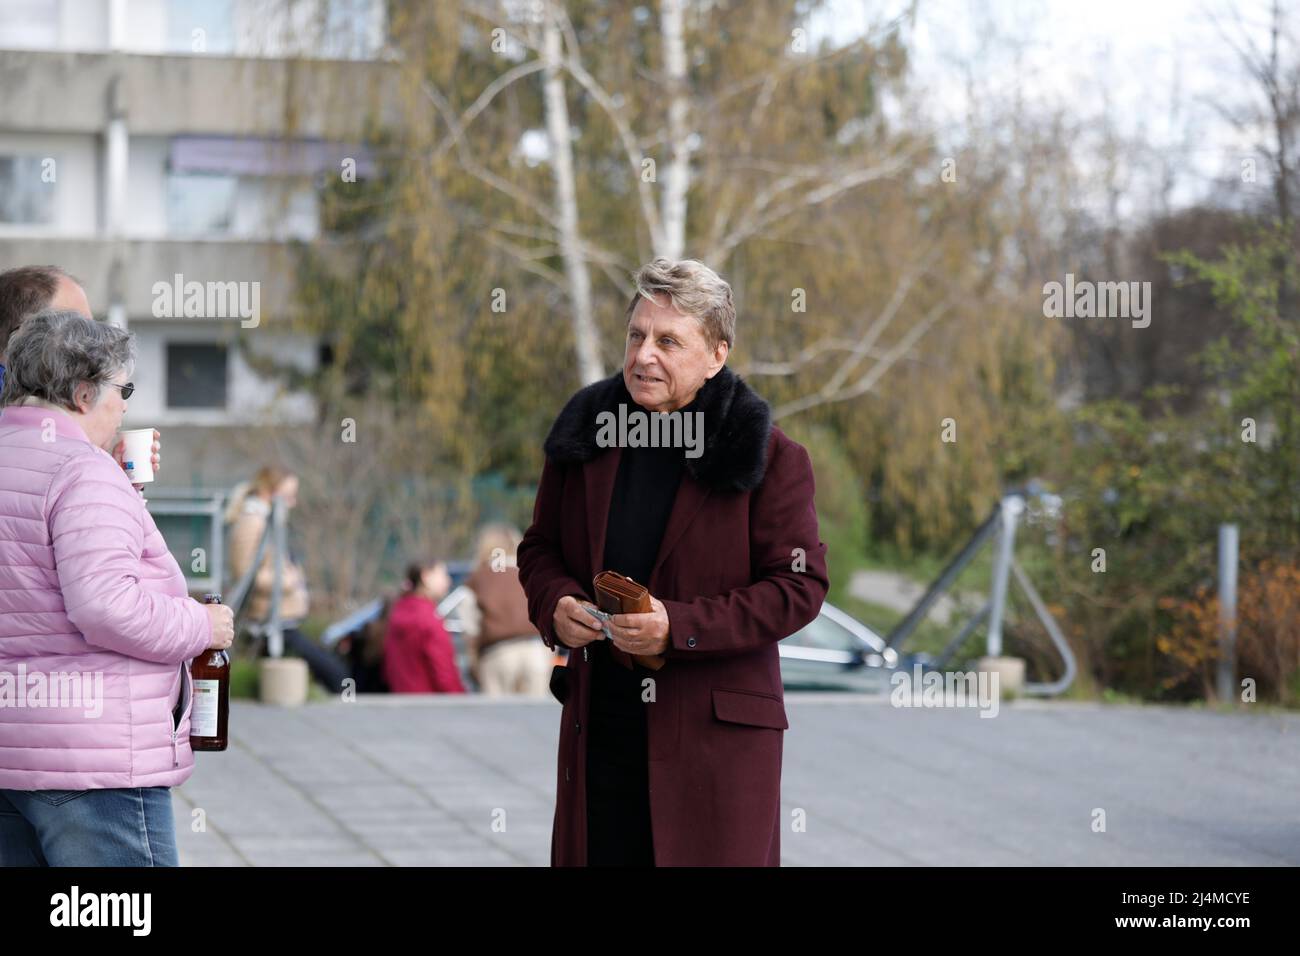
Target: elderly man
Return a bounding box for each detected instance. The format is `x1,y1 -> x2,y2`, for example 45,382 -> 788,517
518,257 -> 829,866
0,266 -> 91,391
0,266 -> 159,478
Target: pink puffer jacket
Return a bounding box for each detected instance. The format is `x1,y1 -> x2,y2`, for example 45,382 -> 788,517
0,404 -> 213,790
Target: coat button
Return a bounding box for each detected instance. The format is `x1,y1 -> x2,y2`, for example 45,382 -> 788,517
575,721 -> 581,733
687,637 -> 697,647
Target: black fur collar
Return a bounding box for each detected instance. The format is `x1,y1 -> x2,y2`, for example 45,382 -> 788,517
542,365 -> 772,492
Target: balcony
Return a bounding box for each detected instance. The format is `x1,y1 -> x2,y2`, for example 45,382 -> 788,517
0,236 -> 335,318
0,50 -> 399,137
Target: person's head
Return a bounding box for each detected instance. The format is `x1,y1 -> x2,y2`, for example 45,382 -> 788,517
622,257 -> 733,414
0,309 -> 134,450
0,266 -> 91,364
473,523 -> 522,571
405,560 -> 450,600
251,466 -> 299,508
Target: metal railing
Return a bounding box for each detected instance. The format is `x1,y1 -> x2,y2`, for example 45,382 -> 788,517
147,489 -> 290,657
886,488 -> 1077,697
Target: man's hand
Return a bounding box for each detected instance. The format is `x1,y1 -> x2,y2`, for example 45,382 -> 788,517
607,595 -> 670,657
112,429 -> 161,491
552,594 -> 605,649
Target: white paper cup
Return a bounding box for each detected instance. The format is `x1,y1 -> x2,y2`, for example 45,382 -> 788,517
120,428 -> 156,483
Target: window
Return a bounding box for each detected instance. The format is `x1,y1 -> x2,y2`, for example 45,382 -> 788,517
167,343 -> 228,409
0,0 -> 58,48
167,174 -> 237,235
167,0 -> 234,54
0,156 -> 56,224
322,0 -> 378,59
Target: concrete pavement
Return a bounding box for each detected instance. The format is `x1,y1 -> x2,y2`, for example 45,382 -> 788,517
172,694 -> 1300,866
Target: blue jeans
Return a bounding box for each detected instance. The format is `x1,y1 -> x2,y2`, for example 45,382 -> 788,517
0,787 -> 179,867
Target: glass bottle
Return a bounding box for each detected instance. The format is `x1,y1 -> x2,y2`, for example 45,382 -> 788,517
189,593 -> 230,752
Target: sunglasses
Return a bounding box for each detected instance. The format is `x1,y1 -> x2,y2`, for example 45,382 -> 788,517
107,382 -> 135,400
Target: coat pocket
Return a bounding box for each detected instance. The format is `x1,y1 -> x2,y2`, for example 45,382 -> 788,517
31,789 -> 90,807
711,687 -> 789,730
549,663 -> 571,704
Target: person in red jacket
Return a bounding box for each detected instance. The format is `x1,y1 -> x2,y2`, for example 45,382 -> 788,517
383,561 -> 466,694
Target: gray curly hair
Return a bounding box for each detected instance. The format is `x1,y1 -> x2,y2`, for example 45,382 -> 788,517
0,309 -> 135,411
623,257 -> 736,349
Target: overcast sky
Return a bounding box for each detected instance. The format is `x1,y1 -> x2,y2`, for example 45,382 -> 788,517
807,0 -> 1288,216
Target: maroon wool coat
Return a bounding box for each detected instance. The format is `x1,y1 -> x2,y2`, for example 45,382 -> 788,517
517,367 -> 829,866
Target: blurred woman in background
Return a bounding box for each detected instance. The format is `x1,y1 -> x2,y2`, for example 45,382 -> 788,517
226,466 -> 348,693
463,524 -> 551,697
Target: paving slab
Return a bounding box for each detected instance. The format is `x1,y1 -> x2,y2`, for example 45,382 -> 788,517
172,695 -> 1300,866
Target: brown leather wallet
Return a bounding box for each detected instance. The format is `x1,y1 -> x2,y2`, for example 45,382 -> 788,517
593,570 -> 666,671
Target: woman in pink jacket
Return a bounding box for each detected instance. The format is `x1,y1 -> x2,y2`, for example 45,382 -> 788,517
0,310 -> 234,866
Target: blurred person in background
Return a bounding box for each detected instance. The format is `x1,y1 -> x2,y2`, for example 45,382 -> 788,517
0,310 -> 233,866
226,466 -> 348,693
0,266 -> 160,484
462,524 -> 552,697
335,598 -> 391,694
384,561 -> 466,694
0,267 -> 91,393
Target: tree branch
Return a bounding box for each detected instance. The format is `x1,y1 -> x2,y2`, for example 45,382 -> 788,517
771,295 -> 952,420
420,79 -> 561,228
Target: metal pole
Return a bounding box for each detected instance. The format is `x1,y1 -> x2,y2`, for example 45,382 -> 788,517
985,495 -> 1023,658
105,77 -> 129,240
886,504 -> 1001,650
1012,558 -> 1078,696
210,493 -> 225,599
1217,524 -> 1239,703
267,496 -> 287,658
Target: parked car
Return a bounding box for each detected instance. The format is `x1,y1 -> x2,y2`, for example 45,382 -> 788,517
779,601 -> 900,692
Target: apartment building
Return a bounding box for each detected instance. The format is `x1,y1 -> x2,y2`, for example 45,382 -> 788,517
0,0 -> 394,483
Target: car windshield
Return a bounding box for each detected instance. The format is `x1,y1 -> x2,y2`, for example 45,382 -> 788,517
438,586 -> 469,630
786,611 -> 858,652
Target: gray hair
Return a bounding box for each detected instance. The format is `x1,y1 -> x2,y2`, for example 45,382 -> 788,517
0,309 -> 135,412
623,257 -> 736,349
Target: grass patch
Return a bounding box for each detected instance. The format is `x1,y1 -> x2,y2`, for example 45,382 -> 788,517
230,656 -> 260,700
228,653 -> 332,702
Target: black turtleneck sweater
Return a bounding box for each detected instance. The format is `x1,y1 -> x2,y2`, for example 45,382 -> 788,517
588,440 -> 685,719
588,382 -> 707,723
585,390 -> 701,865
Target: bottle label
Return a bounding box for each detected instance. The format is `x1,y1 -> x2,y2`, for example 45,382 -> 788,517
191,680 -> 221,738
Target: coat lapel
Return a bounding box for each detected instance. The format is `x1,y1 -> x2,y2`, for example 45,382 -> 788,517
585,447 -> 622,580
650,473 -> 710,584
585,447 -> 712,586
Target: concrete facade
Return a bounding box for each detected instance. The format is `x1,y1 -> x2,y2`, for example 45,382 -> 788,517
0,4 -> 394,447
